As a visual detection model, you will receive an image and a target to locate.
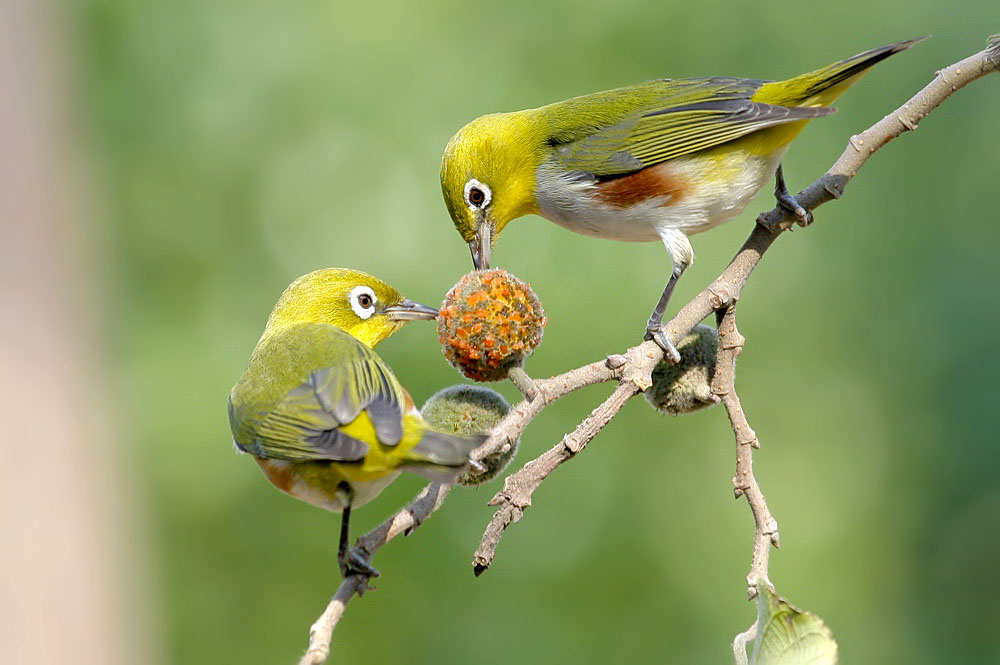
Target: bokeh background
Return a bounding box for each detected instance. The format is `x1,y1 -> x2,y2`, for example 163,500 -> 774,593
4,1 -> 999,663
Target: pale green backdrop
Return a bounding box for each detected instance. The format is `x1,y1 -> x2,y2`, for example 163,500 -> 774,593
76,1 -> 1000,662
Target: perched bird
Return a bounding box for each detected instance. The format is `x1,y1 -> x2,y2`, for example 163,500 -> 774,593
229,269 -> 484,576
441,39 -> 921,361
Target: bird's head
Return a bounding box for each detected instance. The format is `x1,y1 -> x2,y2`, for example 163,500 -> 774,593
265,269 -> 438,347
441,112 -> 543,270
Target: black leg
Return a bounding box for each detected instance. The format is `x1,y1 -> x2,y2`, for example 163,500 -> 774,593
774,164 -> 813,226
337,496 -> 352,566
336,482 -> 380,579
644,267 -> 686,364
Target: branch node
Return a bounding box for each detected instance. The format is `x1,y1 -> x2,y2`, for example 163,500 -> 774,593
898,114 -> 918,131
605,354 -> 627,370
508,366 -> 540,402
563,433 -> 584,454
707,285 -> 738,310
822,176 -> 845,199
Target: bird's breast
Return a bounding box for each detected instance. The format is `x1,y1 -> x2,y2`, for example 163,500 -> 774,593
534,147 -> 785,241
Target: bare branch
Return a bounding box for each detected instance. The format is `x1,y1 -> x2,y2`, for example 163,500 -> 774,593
292,39 -> 1000,663
470,38 -> 1000,576
298,483 -> 451,665
759,35 -> 1000,231
473,381 -> 639,574
712,306 -> 778,599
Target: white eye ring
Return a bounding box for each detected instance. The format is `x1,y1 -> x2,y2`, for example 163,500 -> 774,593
464,178 -> 492,210
349,285 -> 377,319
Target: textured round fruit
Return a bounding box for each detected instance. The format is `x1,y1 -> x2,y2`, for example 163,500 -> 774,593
645,324 -> 720,416
437,269 -> 546,382
421,385 -> 519,485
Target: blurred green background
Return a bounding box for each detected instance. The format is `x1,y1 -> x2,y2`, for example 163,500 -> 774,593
68,0 -> 1000,663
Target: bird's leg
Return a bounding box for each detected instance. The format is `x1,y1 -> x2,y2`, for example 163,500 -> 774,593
644,266 -> 685,364
336,483 -> 380,580
773,164 -> 813,227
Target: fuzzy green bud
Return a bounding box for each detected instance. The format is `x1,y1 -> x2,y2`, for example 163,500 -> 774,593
645,324 -> 720,416
421,385 -> 519,485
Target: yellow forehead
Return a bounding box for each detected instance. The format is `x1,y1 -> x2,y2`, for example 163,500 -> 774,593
441,112 -> 544,238
265,268 -> 405,346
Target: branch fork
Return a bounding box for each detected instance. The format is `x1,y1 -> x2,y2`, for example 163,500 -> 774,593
295,38 -> 999,664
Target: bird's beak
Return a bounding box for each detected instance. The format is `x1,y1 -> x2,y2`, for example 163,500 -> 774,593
470,221 -> 491,270
384,299 -> 439,321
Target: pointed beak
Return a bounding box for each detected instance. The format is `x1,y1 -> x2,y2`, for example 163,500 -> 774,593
470,222 -> 492,270
384,298 -> 439,322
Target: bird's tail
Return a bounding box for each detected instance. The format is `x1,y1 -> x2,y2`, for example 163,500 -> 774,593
401,429 -> 487,484
757,37 -> 926,108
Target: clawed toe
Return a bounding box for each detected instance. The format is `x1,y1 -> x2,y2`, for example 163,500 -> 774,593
645,325 -> 681,364
773,163 -> 813,227
339,546 -> 380,579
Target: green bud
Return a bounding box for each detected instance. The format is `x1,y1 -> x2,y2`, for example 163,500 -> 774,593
421,385 -> 519,485
645,324 -> 720,416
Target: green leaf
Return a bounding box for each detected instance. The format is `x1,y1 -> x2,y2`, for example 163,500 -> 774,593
748,587 -> 838,665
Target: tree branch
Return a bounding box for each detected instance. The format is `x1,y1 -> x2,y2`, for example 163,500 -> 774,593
470,36 -> 1000,575
292,37 -> 999,663
712,305 -> 777,600
298,483 -> 451,665
473,381 -> 639,574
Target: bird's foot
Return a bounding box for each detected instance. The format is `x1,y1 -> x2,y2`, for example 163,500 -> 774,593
339,544 -> 380,581
645,324 -> 681,364
776,190 -> 813,227
773,164 -> 813,228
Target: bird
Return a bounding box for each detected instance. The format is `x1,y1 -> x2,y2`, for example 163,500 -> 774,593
228,268 -> 485,577
440,39 -> 922,362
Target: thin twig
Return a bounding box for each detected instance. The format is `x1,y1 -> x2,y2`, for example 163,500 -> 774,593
473,381 -> 639,574
712,306 -> 777,599
759,34 -> 1000,230
298,483 -> 451,665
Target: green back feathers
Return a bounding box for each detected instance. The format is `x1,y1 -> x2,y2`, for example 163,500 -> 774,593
229,323 -> 406,461
229,321 -> 481,481
546,78 -> 834,176
547,39 -> 920,176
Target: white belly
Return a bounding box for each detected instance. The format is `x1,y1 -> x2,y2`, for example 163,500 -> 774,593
534,149 -> 786,243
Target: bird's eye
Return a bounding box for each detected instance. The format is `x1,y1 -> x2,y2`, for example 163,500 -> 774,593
349,285 -> 378,319
464,178 -> 492,209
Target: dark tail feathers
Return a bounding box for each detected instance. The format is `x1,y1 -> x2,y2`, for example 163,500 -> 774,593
403,429 -> 487,483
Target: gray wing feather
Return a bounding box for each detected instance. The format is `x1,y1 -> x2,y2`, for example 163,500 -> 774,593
304,428 -> 369,461
362,369 -> 404,446
553,77 -> 835,177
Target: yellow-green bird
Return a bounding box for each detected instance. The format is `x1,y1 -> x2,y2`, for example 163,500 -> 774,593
441,39 -> 921,361
228,269 -> 484,576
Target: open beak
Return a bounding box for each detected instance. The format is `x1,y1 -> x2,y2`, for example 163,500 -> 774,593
469,222 -> 491,270
385,299 -> 439,321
